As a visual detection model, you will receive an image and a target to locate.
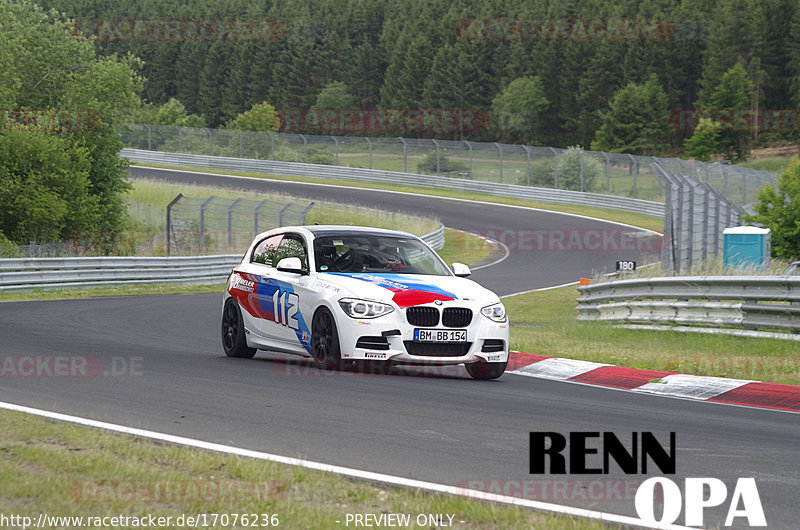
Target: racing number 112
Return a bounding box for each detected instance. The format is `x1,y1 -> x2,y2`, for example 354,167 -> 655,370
272,290 -> 299,330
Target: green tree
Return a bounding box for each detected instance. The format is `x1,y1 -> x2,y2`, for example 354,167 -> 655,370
311,82 -> 358,109
0,130 -> 96,243
0,0 -> 142,247
683,118 -> 721,161
527,146 -> 601,192
708,63 -> 753,160
744,159 -> 800,259
490,76 -> 548,145
591,75 -> 671,154
697,0 -> 765,105
225,102 -> 279,132
137,98 -> 205,127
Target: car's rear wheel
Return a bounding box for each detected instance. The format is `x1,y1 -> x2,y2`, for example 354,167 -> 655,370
312,307 -> 344,370
221,299 -> 256,358
465,360 -> 507,380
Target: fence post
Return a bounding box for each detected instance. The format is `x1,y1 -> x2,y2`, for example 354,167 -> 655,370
365,137 -> 372,169
522,145 -> 532,186
205,128 -> 212,154
400,137 -> 407,173
300,134 -> 308,162
433,139 -> 441,173
278,203 -> 292,226
629,154 -> 638,197
254,199 -> 270,236
465,141 -> 473,179
300,202 -> 315,224
603,152 -> 610,193
165,193 -> 183,256
144,124 -> 152,150
332,136 -> 339,165
550,147 -> 559,188
239,130 -> 243,158
269,132 -> 275,159
199,196 -> 215,253
579,149 -> 585,192
495,143 -> 503,183
228,198 -> 242,250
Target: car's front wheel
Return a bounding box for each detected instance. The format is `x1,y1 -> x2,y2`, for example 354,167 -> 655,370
221,299 -> 256,358
311,307 -> 344,370
465,360 -> 507,380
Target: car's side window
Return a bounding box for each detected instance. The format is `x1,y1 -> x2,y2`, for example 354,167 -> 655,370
274,234 -> 309,271
251,234 -> 283,266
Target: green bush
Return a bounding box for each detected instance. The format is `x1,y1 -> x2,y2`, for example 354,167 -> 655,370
416,152 -> 468,175
525,146 -> 600,191
308,152 -> 335,165
0,231 -> 21,257
744,159 -> 800,259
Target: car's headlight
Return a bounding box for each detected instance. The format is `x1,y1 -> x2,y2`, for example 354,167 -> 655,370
481,302 -> 507,323
338,298 -> 395,319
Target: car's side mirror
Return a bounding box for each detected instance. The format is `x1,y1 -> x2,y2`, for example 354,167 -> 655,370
452,262 -> 471,277
276,257 -> 307,275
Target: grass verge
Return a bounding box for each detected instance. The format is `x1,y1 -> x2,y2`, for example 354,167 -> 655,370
503,285 -> 800,385
0,408 -> 607,530
130,163 -> 664,233
128,179 -> 440,237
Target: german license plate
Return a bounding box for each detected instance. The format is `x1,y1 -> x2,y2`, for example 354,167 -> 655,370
414,329 -> 467,342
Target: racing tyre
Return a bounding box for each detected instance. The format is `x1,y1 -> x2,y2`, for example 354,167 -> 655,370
312,307 -> 344,370
465,360 -> 507,380
222,299 -> 256,358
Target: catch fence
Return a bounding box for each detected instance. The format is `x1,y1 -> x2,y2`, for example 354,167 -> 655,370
119,124 -> 776,207
166,194 -> 314,255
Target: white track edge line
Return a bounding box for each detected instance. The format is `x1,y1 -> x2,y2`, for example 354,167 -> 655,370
0,400 -> 690,530
132,166 -> 663,235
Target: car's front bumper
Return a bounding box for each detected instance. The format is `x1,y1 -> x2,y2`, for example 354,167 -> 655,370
336,304 -> 510,365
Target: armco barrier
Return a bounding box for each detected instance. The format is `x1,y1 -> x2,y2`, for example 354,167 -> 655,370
121,148 -> 666,218
0,255 -> 242,292
0,225 -> 445,291
577,276 -> 800,333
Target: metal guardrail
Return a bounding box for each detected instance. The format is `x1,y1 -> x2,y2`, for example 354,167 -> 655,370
0,226 -> 445,291
577,277 -> 800,333
0,255 -> 242,291
121,148 -> 666,218
422,224 -> 445,250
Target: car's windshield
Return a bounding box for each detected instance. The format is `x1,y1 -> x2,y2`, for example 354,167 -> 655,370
313,234 -> 451,276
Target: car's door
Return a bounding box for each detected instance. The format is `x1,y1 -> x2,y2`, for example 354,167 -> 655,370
252,232 -> 315,355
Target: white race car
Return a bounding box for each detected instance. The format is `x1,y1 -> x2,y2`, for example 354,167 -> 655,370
221,225 -> 509,379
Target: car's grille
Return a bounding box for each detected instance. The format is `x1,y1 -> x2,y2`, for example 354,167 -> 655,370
481,339 -> 505,353
404,341 -> 471,357
355,336 -> 390,351
442,307 -> 473,327
406,307 -> 439,327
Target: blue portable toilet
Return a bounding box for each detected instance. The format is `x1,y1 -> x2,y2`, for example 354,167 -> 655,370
723,226 -> 771,270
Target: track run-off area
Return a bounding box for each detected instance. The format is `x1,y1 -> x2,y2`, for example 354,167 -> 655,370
0,165 -> 796,528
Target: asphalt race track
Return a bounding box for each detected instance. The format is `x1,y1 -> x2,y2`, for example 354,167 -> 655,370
0,166 -> 796,527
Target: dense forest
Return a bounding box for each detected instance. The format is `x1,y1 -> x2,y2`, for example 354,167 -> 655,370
37,0 -> 800,153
